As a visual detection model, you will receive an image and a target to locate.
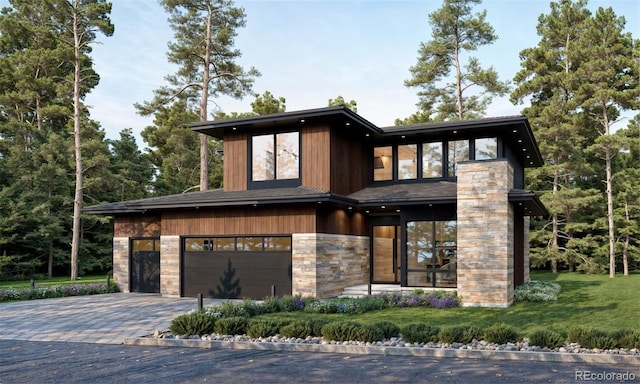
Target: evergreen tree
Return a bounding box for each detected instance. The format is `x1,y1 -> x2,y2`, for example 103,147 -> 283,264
403,0 -> 508,123
573,6 -> 639,277
328,95 -> 357,113
136,0 -> 259,191
511,0 -> 594,273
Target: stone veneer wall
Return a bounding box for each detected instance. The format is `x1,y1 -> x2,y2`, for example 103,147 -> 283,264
113,237 -> 129,293
457,160 -> 515,307
160,235 -> 180,297
292,233 -> 369,298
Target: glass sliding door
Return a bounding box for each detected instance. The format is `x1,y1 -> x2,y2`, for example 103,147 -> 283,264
405,220 -> 457,288
372,225 -> 400,283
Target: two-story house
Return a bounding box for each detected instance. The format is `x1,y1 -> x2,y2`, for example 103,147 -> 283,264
85,106 -> 546,307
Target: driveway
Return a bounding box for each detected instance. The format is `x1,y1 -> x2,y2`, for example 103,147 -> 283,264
0,293 -> 219,344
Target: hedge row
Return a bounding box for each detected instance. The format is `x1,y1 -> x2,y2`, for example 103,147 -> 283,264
169,313 -> 640,350
0,283 -> 118,302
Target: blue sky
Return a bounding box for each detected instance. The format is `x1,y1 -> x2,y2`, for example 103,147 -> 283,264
4,0 -> 640,146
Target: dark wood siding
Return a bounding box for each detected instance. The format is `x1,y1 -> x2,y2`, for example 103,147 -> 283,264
223,131 -> 247,191
162,207 -> 316,235
114,215 -> 161,237
330,128 -> 369,195
316,208 -> 368,236
301,124 -> 331,191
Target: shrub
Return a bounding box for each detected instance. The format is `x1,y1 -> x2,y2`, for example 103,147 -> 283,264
277,295 -> 306,312
241,299 -> 266,317
374,290 -> 459,308
576,329 -> 616,350
280,320 -> 313,339
304,300 -> 338,314
612,329 -> 640,349
461,325 -> 483,344
528,329 -> 565,349
483,323 -> 520,344
321,321 -> 365,342
309,318 -> 330,337
246,318 -> 289,338
373,321 -> 400,339
438,326 -> 465,344
357,324 -> 385,343
567,327 -> 588,343
214,316 -> 248,335
206,301 -> 251,319
169,311 -> 216,336
400,323 -> 440,344
514,281 -> 561,302
262,296 -> 280,313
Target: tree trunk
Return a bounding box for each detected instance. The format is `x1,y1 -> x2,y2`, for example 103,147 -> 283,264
622,199 -> 629,275
550,166 -> 559,273
199,5 -> 214,192
70,2 -> 82,281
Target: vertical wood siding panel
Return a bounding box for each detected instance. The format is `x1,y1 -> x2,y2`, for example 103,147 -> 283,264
223,132 -> 247,191
302,124 -> 330,190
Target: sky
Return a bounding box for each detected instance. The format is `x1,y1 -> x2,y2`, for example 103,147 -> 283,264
9,0 -> 640,147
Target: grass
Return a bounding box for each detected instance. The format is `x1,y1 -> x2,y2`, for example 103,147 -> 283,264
0,274 -> 109,289
261,271 -> 640,334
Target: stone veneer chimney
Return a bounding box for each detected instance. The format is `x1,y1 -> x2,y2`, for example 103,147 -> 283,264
456,160 -> 515,307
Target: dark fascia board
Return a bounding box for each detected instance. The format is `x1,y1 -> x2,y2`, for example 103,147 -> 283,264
380,116 -> 543,168
83,192 -> 360,215
190,105 -> 382,139
509,190 -> 549,218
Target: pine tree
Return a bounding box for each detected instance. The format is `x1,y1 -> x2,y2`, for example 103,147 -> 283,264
136,0 -> 259,191
403,0 -> 509,122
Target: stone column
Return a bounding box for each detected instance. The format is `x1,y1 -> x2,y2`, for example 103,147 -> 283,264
160,235 -> 180,297
112,237 -> 129,292
457,160 -> 514,307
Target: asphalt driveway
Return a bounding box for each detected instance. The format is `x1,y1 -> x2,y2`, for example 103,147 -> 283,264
0,293 -> 219,344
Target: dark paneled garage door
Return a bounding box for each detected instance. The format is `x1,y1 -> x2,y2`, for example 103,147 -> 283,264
182,236 -> 292,299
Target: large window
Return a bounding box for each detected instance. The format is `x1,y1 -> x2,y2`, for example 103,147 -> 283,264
184,236 -> 292,252
252,132 -> 299,182
406,220 -> 456,288
374,137 -> 498,181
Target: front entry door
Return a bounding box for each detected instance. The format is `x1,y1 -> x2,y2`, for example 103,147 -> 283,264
372,225 -> 401,283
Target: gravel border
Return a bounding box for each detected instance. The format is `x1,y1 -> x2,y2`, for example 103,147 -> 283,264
124,334 -> 640,365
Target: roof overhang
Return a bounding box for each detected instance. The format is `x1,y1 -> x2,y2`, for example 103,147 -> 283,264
509,190 -> 549,218
190,105 -> 382,139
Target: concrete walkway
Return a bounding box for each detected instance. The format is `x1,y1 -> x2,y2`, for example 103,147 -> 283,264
0,293 -> 220,344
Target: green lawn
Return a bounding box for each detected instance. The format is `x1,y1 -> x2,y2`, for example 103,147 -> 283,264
262,271 -> 640,334
0,274 -> 109,289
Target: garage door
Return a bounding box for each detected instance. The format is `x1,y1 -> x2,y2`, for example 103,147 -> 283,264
182,236 -> 292,299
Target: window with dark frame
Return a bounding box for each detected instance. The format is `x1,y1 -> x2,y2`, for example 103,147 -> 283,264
251,131 -> 299,183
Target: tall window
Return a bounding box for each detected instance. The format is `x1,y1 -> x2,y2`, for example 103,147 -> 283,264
252,132 -> 299,182
447,140 -> 469,177
373,146 -> 392,181
398,144 -> 417,179
422,142 -> 443,178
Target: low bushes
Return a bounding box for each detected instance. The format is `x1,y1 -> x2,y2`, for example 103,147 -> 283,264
528,329 -> 565,349
514,281 -> 561,302
169,311 -> 216,336
483,323 -> 520,344
246,318 -> 290,338
320,321 -> 384,343
400,323 -> 440,343
214,316 -> 248,335
0,283 -> 118,302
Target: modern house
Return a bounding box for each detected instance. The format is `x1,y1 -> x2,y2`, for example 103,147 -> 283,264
85,106 -> 546,307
